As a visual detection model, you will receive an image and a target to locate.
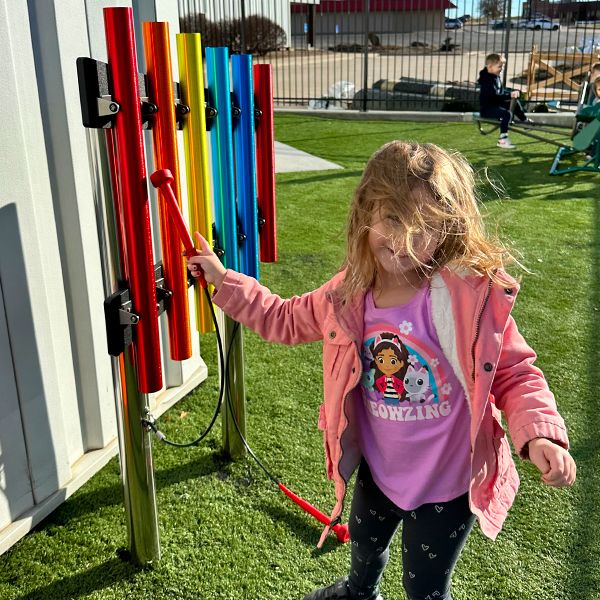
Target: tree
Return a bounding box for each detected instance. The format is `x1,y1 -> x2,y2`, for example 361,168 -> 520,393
179,13 -> 286,56
480,0 -> 505,19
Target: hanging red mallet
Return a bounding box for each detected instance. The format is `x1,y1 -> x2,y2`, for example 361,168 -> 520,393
278,483 -> 350,543
150,169 -> 207,289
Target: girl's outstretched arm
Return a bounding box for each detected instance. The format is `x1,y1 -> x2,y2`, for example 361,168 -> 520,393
187,232 -> 334,345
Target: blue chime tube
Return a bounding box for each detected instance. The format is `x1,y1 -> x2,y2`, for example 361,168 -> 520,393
231,54 -> 260,280
205,47 -> 246,458
205,47 -> 238,271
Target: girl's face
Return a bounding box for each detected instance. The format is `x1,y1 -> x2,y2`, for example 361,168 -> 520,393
368,207 -> 439,282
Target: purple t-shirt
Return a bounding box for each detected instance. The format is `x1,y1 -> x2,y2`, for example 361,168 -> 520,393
357,284 -> 471,510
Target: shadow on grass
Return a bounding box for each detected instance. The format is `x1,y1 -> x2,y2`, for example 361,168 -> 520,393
15,557 -> 141,600
565,196 -> 600,599
466,139 -> 597,203
38,451 -> 227,528
258,499 -> 342,555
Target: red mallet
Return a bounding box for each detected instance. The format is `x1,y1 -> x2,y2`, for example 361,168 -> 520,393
278,483 -> 350,543
150,169 -> 207,288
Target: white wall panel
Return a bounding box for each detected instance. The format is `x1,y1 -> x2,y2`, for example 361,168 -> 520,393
0,0 -> 73,504
0,280 -> 33,531
28,0 -> 116,455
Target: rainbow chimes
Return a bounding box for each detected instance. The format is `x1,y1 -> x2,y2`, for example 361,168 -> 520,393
77,7 -> 278,564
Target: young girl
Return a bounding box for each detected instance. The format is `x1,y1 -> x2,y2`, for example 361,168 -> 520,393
187,141 -> 576,600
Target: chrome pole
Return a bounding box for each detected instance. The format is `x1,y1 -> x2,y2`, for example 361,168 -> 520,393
87,126 -> 160,566
219,310 -> 247,459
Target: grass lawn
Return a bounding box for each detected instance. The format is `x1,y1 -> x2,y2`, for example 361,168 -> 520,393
0,114 -> 598,599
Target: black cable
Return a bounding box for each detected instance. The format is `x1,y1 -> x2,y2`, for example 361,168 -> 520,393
146,281 -> 281,485
144,286 -> 225,447
222,320 -> 280,485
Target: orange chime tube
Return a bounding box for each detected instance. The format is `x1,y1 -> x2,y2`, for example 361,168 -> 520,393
143,21 -> 192,361
104,8 -> 162,392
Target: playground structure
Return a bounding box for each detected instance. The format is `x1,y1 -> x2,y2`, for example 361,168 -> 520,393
550,78 -> 600,175
77,7 -> 277,565
525,47 -> 599,105
474,79 -> 600,175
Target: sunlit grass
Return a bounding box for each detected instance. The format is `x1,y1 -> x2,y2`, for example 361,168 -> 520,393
0,114 -> 597,599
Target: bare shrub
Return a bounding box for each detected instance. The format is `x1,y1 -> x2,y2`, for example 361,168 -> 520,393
179,13 -> 286,56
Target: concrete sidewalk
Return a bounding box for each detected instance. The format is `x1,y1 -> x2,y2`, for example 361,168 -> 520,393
274,140 -> 343,173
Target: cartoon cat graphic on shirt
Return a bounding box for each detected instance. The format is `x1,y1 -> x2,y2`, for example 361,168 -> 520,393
404,365 -> 434,403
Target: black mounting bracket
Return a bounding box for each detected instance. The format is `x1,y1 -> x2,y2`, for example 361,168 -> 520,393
104,286 -> 137,357
212,223 -> 225,259
77,57 -> 185,131
103,262 -> 172,357
76,57 -> 120,129
257,207 -> 266,229
174,81 -> 191,130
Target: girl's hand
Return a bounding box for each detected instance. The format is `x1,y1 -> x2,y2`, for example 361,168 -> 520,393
187,232 -> 227,289
510,90 -> 520,98
527,438 -> 576,487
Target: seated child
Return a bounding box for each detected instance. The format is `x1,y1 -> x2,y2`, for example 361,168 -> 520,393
590,62 -> 600,86
478,53 -> 531,149
591,74 -> 600,104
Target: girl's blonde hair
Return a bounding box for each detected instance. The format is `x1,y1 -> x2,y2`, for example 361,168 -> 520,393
340,140 -> 515,304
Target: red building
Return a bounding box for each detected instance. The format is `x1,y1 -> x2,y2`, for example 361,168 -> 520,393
291,0 -> 458,37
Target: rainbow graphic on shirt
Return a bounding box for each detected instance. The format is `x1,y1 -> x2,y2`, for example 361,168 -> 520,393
361,321 -> 453,408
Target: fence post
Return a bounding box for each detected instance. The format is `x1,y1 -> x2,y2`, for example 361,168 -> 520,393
240,0 -> 246,54
362,0 -> 370,112
502,0 -> 513,88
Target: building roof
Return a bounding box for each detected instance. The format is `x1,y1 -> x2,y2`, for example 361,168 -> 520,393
292,0 -> 457,12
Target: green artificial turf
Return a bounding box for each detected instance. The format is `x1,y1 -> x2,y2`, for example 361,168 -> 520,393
0,115 -> 598,599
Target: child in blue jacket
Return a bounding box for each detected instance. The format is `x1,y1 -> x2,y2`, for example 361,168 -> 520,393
478,53 -> 531,149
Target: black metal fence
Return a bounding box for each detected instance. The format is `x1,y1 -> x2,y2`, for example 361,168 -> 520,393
178,0 -> 600,111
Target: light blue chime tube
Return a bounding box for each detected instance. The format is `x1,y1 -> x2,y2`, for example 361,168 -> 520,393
232,53 -> 260,280
206,47 -> 248,458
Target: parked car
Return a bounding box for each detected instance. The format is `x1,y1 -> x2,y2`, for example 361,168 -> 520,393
527,18 -> 560,30
491,20 -> 509,30
445,18 -> 463,29
513,19 -> 531,28
458,14 -> 471,23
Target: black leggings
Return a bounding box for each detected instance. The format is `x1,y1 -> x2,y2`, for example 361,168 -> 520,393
481,100 -> 526,134
347,460 -> 475,600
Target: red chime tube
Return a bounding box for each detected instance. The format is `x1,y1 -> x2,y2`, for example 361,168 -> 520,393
143,21 -> 192,361
253,64 -> 278,263
104,7 -> 162,393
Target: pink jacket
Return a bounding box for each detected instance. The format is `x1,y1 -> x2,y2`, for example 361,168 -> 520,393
212,266 -> 569,547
